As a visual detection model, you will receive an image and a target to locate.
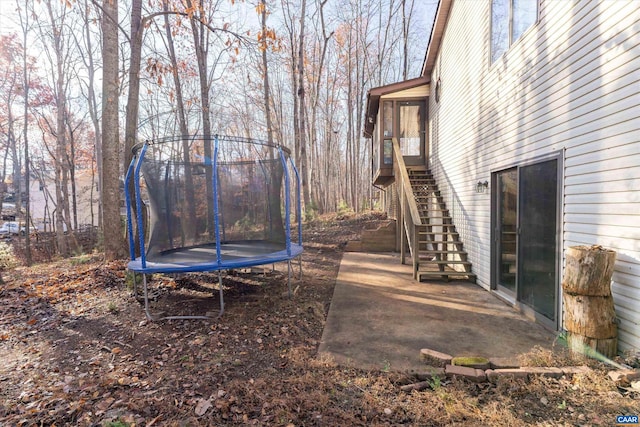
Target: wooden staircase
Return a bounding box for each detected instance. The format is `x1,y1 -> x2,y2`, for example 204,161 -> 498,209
408,169 -> 476,283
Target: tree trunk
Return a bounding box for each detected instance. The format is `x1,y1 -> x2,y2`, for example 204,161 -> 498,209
186,0 -> 215,237
18,4 -> 32,265
81,0 -> 103,228
124,0 -> 143,172
163,0 -> 196,241
101,0 -> 122,260
121,0 -> 143,256
562,245 -> 618,358
43,0 -> 70,257
297,0 -> 310,213
66,116 -> 78,230
259,0 -> 285,241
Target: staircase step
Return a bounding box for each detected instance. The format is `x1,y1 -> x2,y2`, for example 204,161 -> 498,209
406,169 -> 475,283
419,256 -> 468,263
420,259 -> 472,266
417,210 -> 450,215
417,271 -> 477,282
419,231 -> 459,236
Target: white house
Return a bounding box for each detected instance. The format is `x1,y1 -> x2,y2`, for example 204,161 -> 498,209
28,168 -> 98,230
365,0 -> 640,352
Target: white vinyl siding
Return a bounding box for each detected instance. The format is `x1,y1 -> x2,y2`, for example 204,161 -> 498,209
429,0 -> 640,351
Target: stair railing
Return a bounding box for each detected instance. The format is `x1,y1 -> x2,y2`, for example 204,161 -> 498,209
392,138 -> 422,279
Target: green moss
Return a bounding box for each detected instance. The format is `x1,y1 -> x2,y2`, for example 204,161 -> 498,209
451,356 -> 490,367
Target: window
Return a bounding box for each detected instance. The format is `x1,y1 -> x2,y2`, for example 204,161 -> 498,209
491,0 -> 537,63
383,139 -> 393,165
383,101 -> 393,137
398,102 -> 422,157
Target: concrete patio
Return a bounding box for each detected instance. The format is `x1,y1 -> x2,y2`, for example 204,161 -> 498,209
318,252 -> 557,373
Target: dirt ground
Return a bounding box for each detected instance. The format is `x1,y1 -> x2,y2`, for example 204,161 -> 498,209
0,213 -> 638,426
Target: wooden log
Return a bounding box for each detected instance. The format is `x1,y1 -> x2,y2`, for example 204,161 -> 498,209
400,381 -> 431,392
562,245 -> 617,296
562,245 -> 618,358
563,293 -> 617,339
566,333 -> 618,360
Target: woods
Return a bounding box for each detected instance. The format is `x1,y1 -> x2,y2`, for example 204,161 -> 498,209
0,0 -> 433,260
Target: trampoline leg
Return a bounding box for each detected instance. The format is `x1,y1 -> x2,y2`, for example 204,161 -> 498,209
287,260 -> 292,298
132,272 -> 138,298
142,274 -> 154,321
137,272 -> 215,322
218,271 -> 225,317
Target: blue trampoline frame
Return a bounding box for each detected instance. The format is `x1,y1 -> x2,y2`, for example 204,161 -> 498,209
125,135 -> 303,320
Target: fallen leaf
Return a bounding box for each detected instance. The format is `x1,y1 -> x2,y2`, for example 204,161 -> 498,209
111,347 -> 122,354
195,398 -> 212,416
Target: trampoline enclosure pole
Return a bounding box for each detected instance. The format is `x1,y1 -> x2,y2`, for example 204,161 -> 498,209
134,143 -> 150,268
124,154 -> 137,261
290,159 -> 302,245
290,158 -> 303,280
279,147 -> 291,257
212,136 -> 222,267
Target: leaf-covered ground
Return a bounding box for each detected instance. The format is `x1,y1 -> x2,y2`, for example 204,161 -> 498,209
0,214 -> 638,426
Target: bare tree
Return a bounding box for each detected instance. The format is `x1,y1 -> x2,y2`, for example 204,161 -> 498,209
296,0 -> 311,213
75,0 -> 103,228
161,0 -> 197,240
16,0 -> 34,264
37,0 -> 80,256
101,0 -> 122,260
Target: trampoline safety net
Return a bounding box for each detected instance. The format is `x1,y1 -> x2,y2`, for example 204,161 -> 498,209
125,135 -> 303,273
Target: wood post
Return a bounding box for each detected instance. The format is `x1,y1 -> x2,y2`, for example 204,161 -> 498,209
562,245 -> 618,358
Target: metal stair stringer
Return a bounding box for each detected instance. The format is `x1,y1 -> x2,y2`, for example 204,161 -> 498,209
408,169 -> 476,283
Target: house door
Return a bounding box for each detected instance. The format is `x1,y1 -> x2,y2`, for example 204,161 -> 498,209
397,101 -> 425,166
492,158 -> 560,327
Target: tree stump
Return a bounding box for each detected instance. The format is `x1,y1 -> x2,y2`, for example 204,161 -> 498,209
562,245 -> 617,358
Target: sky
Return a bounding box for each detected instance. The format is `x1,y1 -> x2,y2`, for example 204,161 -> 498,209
0,0 -> 438,39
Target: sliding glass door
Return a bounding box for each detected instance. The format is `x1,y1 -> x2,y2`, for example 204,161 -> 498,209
496,168 -> 517,294
492,158 -> 560,326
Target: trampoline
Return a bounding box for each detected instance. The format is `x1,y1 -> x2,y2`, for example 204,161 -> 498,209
124,135 -> 303,320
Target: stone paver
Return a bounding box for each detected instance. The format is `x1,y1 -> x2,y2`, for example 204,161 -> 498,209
420,348 -> 452,367
445,364 -> 486,382
490,357 -> 520,369
608,369 -> 640,385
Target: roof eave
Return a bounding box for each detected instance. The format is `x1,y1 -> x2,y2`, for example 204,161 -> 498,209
421,0 -> 453,77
